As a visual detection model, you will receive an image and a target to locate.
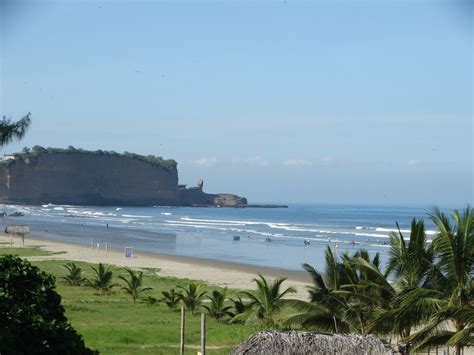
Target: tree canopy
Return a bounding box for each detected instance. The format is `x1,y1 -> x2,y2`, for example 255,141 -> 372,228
0,255 -> 97,354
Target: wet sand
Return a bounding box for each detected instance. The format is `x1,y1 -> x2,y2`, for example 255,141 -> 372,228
0,233 -> 312,299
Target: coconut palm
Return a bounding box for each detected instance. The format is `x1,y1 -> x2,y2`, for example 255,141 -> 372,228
118,269 -> 153,303
369,218 -> 440,350
62,262 -> 87,286
233,274 -> 296,326
161,288 -> 181,310
0,113 -> 31,146
88,263 -> 117,294
284,247 -> 393,334
177,283 -> 207,314
202,288 -> 234,321
406,206 -> 474,354
229,295 -> 251,319
283,247 -> 351,332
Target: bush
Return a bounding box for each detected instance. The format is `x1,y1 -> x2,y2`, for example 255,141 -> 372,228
0,255 -> 97,354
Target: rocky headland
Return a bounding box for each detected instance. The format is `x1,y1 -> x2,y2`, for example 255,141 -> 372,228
0,147 -> 250,207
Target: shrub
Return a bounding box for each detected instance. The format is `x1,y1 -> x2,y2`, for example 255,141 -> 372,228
0,255 -> 96,354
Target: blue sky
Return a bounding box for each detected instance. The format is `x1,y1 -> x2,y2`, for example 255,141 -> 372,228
1,0 -> 472,206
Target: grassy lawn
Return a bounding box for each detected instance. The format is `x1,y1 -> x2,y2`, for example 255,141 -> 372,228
0,247 -> 260,354
0,246 -> 58,257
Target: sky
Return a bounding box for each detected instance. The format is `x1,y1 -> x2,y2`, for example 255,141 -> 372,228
1,0 -> 472,206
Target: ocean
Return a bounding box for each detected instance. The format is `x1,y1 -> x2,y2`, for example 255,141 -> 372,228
0,203 -> 442,271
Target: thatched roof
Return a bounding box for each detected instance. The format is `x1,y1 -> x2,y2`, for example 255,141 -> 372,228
5,225 -> 30,235
231,331 -> 397,355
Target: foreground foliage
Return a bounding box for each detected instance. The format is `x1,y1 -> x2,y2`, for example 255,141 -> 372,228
0,255 -> 96,354
0,113 -> 31,147
285,206 -> 473,355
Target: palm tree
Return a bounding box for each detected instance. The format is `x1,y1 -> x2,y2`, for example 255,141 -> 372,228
118,269 -> 153,303
233,274 -> 296,326
284,247 -> 392,334
0,113 -> 31,147
62,262 -> 87,286
202,288 -> 234,321
406,206 -> 474,354
161,288 -> 181,310
283,247 -> 350,332
177,283 -> 207,315
88,263 -> 117,294
229,295 -> 251,320
369,218 -> 439,350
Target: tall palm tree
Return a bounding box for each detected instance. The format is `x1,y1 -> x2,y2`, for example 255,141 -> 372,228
283,247 -> 350,332
406,206 -> 474,354
62,262 -> 87,286
233,274 -> 296,326
118,269 -> 153,303
177,283 -> 207,315
88,263 -> 117,294
0,113 -> 31,147
202,288 -> 234,321
370,218 -> 439,348
284,247 -> 392,334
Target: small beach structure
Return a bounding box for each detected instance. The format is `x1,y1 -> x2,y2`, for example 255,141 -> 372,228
231,331 -> 397,355
5,225 -> 30,246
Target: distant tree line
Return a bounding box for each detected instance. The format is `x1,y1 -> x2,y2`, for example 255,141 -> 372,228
2,145 -> 177,171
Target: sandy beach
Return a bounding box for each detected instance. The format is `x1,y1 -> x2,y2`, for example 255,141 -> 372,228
0,233 -> 312,299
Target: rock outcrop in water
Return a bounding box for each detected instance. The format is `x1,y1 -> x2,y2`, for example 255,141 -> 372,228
0,146 -> 247,207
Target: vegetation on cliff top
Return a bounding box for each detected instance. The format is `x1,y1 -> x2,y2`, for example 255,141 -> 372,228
0,146 -> 177,171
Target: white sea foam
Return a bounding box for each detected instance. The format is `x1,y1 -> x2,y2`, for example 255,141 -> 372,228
173,219 -> 245,227
177,217 -> 401,240
375,227 -> 437,235
181,217 -> 262,225
161,212 -> 173,216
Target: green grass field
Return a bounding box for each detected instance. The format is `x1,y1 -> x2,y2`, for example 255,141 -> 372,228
0,246 -> 58,257
1,247 -> 261,354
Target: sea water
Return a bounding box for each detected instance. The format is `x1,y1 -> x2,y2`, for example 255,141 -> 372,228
0,203 -> 445,271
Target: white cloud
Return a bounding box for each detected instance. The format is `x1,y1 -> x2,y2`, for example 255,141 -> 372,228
190,157 -> 217,167
408,159 -> 418,166
282,159 -> 312,167
233,156 -> 269,167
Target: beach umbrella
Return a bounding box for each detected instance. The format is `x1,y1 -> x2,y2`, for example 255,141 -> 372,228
5,225 -> 30,246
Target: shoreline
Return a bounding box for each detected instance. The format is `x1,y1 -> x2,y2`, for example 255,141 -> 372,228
0,233 -> 312,299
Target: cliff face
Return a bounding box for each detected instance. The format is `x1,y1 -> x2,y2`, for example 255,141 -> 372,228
0,148 -> 247,207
